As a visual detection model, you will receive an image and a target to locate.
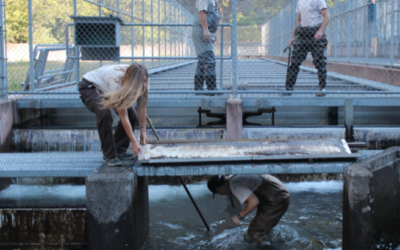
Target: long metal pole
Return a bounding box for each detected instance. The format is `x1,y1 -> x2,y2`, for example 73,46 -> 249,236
145,115 -> 210,231
0,0 -> 6,100
177,177 -> 211,231
232,0 -> 238,98
28,0 -> 34,91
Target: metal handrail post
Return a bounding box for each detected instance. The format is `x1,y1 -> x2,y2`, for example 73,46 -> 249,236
0,0 -> 6,100
334,0 -> 338,59
390,0 -> 395,65
131,0 -> 135,63
220,26 -> 224,89
151,0 -> 154,67
232,0 -> 238,98
158,0 -> 161,66
366,1 -> 369,62
118,0 -> 120,16
347,1 -> 351,61
164,0 -> 167,66
117,0 -> 121,64
28,0 -> 34,91
170,0 -> 172,65
99,0 -> 103,67
142,0 -> 145,66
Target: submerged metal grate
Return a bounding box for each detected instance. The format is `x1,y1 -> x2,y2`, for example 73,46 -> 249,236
0,152 -> 103,177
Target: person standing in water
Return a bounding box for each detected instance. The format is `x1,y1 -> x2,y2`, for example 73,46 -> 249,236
78,63 -> 149,166
207,174 -> 290,243
192,0 -> 221,94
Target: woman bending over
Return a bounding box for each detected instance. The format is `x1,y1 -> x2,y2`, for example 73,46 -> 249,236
78,63 -> 149,166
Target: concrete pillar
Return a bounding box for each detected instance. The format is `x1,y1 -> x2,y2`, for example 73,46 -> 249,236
343,147 -> 400,249
226,94 -> 243,140
344,99 -> 353,141
343,164 -> 374,249
86,165 -> 149,250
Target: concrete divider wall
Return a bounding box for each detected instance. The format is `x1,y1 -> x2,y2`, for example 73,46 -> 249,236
343,147 -> 400,249
86,166 -> 149,250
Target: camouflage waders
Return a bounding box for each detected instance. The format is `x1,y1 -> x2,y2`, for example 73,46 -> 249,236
286,25 -> 328,91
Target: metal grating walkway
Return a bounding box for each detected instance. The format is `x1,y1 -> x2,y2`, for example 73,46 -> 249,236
11,59 -> 400,109
0,150 -> 382,177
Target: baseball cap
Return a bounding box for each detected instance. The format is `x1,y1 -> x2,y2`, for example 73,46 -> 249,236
207,175 -> 225,199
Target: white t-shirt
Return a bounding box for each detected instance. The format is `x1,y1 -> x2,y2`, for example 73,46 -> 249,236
229,175 -> 263,204
83,64 -> 129,93
296,0 -> 327,27
196,0 -> 216,12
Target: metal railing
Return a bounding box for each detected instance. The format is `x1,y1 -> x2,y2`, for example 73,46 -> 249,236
0,0 -> 5,100
4,0 -> 400,100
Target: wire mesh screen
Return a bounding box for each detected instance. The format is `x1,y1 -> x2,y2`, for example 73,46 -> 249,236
261,0 -> 400,95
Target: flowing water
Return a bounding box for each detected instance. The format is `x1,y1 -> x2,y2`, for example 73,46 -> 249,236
0,181 -> 344,250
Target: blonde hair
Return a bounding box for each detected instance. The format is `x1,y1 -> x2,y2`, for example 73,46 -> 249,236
100,63 -> 149,110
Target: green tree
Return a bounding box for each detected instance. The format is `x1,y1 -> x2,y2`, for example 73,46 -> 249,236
6,0 -> 28,43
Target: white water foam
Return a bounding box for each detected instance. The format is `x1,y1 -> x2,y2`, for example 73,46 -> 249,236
0,181 -> 343,203
0,185 -> 86,200
149,180 -> 343,202
149,184 -> 210,202
285,181 -> 343,194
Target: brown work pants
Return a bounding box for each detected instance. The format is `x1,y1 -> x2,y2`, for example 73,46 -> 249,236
78,78 -> 137,159
247,182 -> 290,243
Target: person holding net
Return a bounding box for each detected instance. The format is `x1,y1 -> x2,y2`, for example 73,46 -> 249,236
283,0 -> 330,97
192,0 -> 221,95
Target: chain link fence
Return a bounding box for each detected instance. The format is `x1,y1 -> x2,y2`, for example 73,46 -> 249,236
1,0 -> 400,99
259,0 -> 400,95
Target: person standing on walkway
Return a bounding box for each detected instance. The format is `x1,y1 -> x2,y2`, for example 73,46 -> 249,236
192,0 -> 221,94
78,63 -> 149,166
284,0 -> 330,97
207,174 -> 290,243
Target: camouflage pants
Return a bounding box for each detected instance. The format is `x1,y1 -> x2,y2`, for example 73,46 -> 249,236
286,26 -> 328,91
247,182 -> 290,243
